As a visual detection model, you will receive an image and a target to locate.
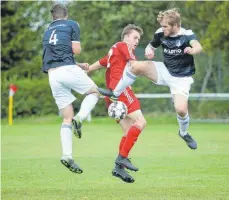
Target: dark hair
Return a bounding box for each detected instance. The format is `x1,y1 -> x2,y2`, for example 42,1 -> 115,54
50,3 -> 68,20
121,24 -> 143,41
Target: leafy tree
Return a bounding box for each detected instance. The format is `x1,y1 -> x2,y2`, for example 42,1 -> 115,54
184,1 -> 229,93
1,1 -> 228,118
1,1 -> 50,72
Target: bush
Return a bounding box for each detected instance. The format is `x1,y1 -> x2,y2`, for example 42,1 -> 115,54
1,78 -> 57,118
1,70 -> 229,119
1,76 -> 109,118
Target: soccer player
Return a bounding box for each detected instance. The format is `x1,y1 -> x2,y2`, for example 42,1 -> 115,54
88,24 -> 147,183
99,8 -> 203,150
42,3 -> 100,173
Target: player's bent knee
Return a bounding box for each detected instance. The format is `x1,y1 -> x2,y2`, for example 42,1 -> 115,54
143,61 -> 154,69
131,62 -> 141,75
135,117 -> 147,130
175,106 -> 188,117
146,60 -> 153,66
142,118 -> 147,129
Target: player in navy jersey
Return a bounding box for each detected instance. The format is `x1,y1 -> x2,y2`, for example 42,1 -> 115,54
42,3 -> 100,173
99,8 -> 202,150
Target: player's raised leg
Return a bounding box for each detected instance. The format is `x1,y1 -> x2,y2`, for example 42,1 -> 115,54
174,94 -> 197,149
113,61 -> 158,97
60,104 -> 83,173
98,61 -> 158,99
70,67 -> 99,138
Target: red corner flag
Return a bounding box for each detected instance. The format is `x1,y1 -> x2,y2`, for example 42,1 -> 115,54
9,84 -> 17,97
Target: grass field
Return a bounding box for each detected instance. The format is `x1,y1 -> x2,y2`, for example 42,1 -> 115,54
1,116 -> 229,200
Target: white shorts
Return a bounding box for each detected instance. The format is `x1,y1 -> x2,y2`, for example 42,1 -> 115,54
48,65 -> 96,109
153,61 -> 194,99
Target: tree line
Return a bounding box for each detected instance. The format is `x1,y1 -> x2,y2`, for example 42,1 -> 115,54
1,1 -> 229,118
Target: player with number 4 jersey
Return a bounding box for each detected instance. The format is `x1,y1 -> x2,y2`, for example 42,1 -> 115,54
42,18 -> 80,72
42,3 -> 101,174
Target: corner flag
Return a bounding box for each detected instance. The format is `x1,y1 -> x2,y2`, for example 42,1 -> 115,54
8,84 -> 17,125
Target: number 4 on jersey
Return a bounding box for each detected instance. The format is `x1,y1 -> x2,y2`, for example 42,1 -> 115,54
49,30 -> 58,45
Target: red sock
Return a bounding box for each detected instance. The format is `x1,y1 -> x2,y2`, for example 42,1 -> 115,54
119,136 -> 126,154
120,126 -> 141,158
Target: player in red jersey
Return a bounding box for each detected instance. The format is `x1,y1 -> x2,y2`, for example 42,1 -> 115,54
88,24 -> 146,183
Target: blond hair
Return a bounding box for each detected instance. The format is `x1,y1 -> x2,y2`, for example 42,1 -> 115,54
157,8 -> 181,27
121,24 -> 143,41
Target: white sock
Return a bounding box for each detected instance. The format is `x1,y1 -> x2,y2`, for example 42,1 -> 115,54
113,66 -> 137,97
75,93 -> 99,121
60,123 -> 73,159
177,113 -> 189,136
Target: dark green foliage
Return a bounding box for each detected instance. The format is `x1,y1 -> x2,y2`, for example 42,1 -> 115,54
1,1 -> 50,71
1,1 -> 229,118
1,78 -> 55,118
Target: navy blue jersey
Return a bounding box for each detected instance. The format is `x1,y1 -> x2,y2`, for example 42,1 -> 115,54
42,19 -> 80,73
149,28 -> 197,77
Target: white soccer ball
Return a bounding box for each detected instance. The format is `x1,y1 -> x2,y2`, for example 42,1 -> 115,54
108,101 -> 128,121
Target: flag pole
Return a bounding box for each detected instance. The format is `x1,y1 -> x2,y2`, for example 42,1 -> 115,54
8,96 -> 13,125
8,84 -> 17,126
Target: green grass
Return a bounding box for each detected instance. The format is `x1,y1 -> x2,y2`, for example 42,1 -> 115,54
1,116 -> 229,200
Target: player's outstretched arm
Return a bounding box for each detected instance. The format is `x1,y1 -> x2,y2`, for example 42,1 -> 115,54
184,40 -> 203,55
88,61 -> 104,73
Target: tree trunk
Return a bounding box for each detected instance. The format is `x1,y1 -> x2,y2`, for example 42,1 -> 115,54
201,53 -> 213,93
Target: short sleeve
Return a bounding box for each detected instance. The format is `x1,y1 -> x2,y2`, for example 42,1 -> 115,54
71,21 -> 80,42
185,30 -> 197,44
149,28 -> 162,48
99,55 -> 108,67
118,43 -> 135,61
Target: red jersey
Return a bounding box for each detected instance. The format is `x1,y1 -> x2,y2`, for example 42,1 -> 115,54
99,42 -> 136,90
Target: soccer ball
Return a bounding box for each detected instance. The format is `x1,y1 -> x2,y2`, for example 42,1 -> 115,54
108,101 -> 128,121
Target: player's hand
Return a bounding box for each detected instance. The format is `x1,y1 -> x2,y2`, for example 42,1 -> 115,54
86,65 -> 94,75
79,63 -> 89,71
86,67 -> 91,74
184,47 -> 193,55
145,46 -> 155,59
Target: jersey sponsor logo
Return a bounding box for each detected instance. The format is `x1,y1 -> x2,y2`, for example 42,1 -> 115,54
176,40 -> 181,47
164,48 -> 182,55
162,40 -> 168,45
